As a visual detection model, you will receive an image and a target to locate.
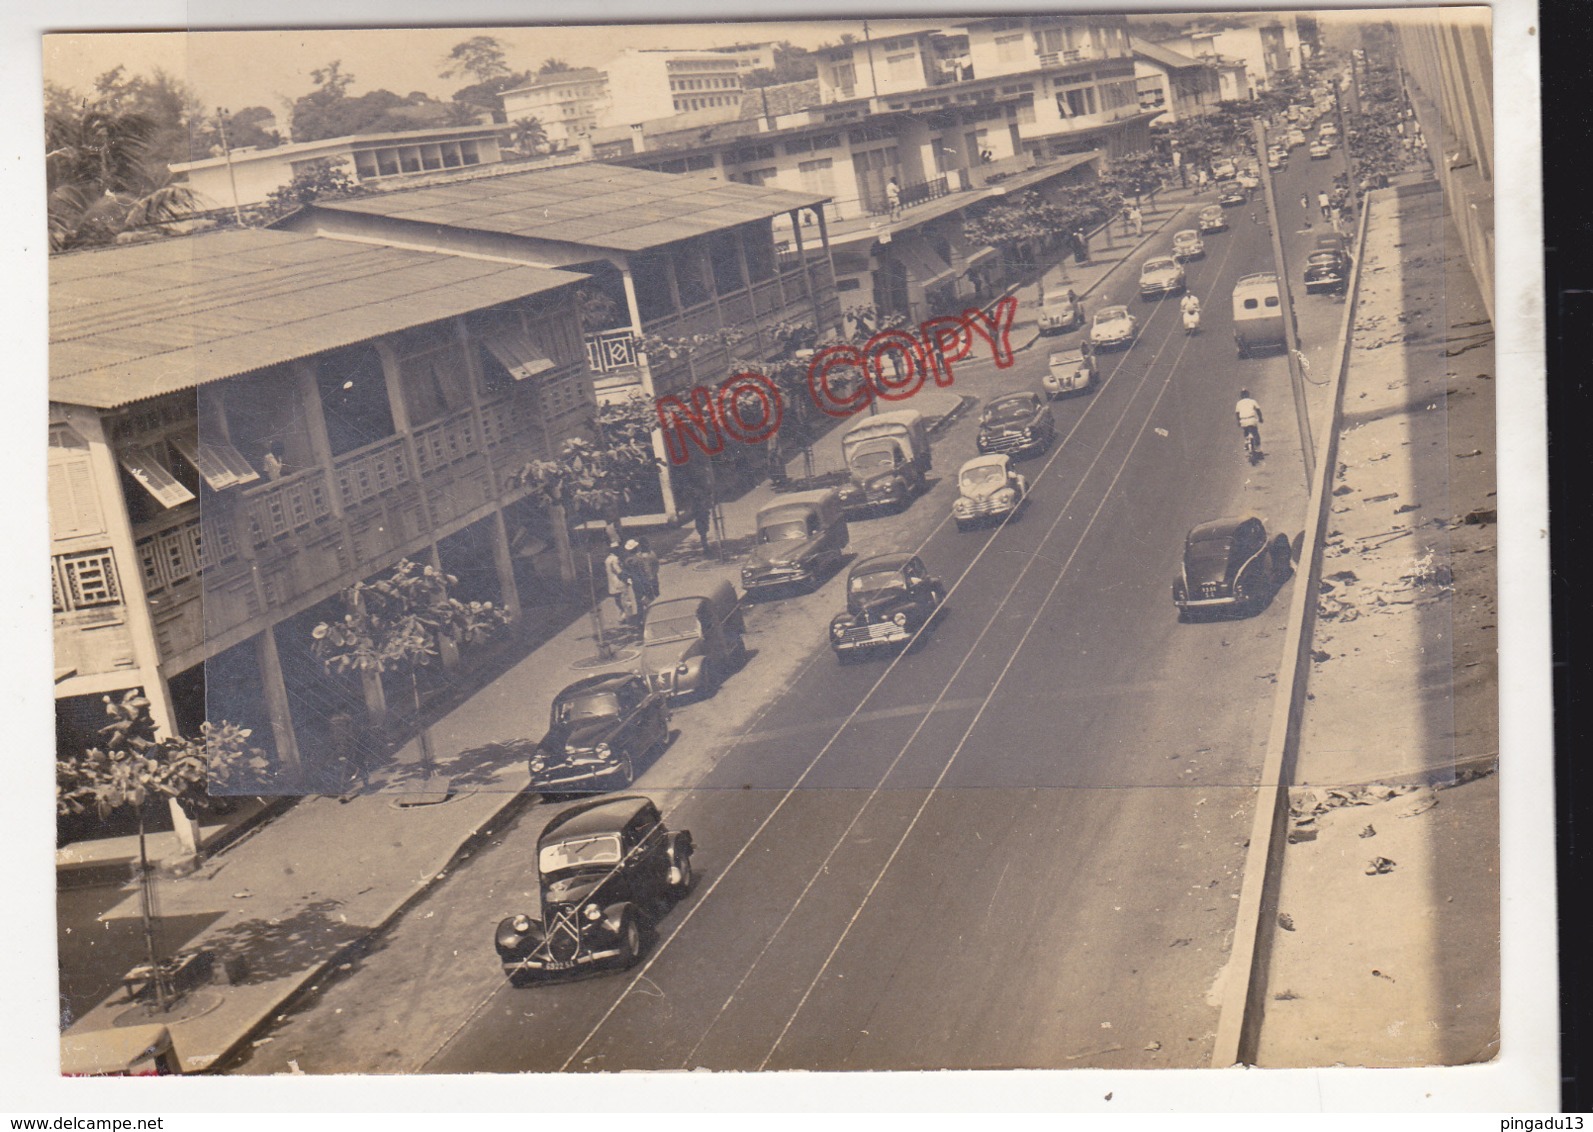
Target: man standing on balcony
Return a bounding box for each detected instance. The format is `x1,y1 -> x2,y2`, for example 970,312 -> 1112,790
886,177 -> 902,221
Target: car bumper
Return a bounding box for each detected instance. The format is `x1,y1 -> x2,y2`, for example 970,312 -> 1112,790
1304,275 -> 1345,291
955,500 -> 1018,525
1043,376 -> 1091,396
501,947 -> 626,976
1139,283 -> 1181,297
1091,335 -> 1132,349
832,623 -> 911,651
742,567 -> 814,591
1175,593 -> 1238,609
977,433 -> 1044,456
529,762 -> 631,791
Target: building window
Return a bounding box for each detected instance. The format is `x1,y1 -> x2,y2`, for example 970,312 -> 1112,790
995,33 -> 1026,63
58,549 -> 121,609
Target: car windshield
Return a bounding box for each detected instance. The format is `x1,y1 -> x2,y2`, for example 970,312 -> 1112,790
1176,232 -> 1197,242
984,399 -> 1032,422
1144,258 -> 1176,273
960,465 -> 1005,490
556,692 -> 620,723
850,569 -> 906,596
1096,309 -> 1128,325
644,608 -> 701,643
539,834 -> 622,874
760,519 -> 809,542
1307,252 -> 1341,265
849,446 -> 896,473
1050,352 -> 1084,368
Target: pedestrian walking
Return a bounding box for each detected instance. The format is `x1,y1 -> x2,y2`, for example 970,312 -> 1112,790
1300,192 -> 1310,216
1197,168 -> 1209,190
886,176 -> 902,220
1129,204 -> 1143,236
1317,190 -> 1331,220
1072,228 -> 1088,264
630,536 -> 661,606
687,493 -> 712,553
604,543 -> 634,624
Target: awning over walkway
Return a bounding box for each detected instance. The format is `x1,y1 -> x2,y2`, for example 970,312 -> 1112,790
893,240 -> 957,290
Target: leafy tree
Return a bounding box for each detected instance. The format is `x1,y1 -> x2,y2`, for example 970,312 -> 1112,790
539,58 -> 575,75
742,42 -> 820,88
311,560 -> 512,761
439,35 -> 514,85
45,97 -> 197,251
507,116 -> 549,156
450,73 -> 532,122
56,691 -> 270,1009
261,157 -> 363,220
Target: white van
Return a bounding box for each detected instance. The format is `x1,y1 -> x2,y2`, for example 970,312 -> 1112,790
1231,272 -> 1296,358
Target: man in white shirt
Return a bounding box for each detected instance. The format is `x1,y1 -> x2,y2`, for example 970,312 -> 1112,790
1235,389 -> 1264,452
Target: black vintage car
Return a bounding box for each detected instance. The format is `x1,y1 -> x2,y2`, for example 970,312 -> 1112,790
976,391 -> 1056,458
1172,515 -> 1294,619
829,553 -> 945,659
1303,249 -> 1352,295
529,673 -> 671,797
494,796 -> 693,985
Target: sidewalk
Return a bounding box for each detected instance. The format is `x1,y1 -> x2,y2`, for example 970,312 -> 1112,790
55,185 -> 1206,1075
1252,179 -> 1500,1066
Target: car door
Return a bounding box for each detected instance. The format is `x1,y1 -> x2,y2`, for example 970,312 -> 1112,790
903,557 -> 931,617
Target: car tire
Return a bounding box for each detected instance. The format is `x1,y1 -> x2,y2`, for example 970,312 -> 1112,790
617,912 -> 642,969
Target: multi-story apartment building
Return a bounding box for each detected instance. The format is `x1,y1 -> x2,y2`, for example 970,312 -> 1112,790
274,163 -> 837,519
703,42 -> 779,75
51,228 -> 594,781
1145,29 -> 1254,102
599,48 -> 746,126
1134,41 -> 1223,123
169,124 -> 507,210
499,68 -> 608,150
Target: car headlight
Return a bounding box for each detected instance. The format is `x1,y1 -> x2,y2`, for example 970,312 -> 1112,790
594,742 -> 610,758
954,499 -> 971,514
994,489 -> 1016,504
832,622 -> 846,638
584,904 -> 603,922
892,612 -> 908,627
530,758 -> 546,773
740,567 -> 753,580
512,915 -> 531,933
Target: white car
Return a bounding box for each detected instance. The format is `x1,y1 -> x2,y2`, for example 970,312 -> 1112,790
1138,256 -> 1186,300
1090,305 -> 1139,349
1171,229 -> 1206,261
1286,129 -> 1307,148
952,454 -> 1027,531
1211,157 -> 1237,180
1197,205 -> 1227,233
1043,346 -> 1099,398
1236,167 -> 1260,190
1308,141 -> 1332,160
1036,293 -> 1085,335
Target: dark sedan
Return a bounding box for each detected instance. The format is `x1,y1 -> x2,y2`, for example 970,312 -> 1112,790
830,553 -> 944,659
1172,515 -> 1294,619
528,673 -> 670,797
976,391 -> 1055,458
494,796 -> 693,985
1303,250 -> 1351,294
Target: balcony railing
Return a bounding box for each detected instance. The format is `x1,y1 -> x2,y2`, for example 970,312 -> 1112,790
243,466 -> 335,543
585,328 -> 640,373
332,435 -> 411,511
412,408 -> 480,477
864,176 -> 950,217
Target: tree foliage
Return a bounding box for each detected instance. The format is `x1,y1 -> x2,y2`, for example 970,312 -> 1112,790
289,60 -> 476,142
742,42 -> 820,89
261,157 -> 363,220
440,36 -> 514,84
507,116 -> 549,156
539,58 -> 575,75
311,559 -> 511,682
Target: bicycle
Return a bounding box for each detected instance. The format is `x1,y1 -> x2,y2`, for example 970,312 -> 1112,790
1242,425 -> 1262,463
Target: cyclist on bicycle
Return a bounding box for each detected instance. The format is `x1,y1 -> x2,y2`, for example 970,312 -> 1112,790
1235,389 -> 1263,452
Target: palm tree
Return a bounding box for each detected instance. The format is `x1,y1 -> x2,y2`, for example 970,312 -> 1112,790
45,100 -> 197,252
539,58 -> 575,74
509,116 -> 549,156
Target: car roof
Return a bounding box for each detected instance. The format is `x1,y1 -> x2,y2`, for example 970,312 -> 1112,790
1144,256 -> 1176,267
1049,348 -> 1085,363
554,672 -> 637,700
853,408 -> 924,430
959,453 -> 1010,473
1175,229 -> 1198,237
1097,304 -> 1129,316
540,795 -> 657,844
1187,514 -> 1262,542
851,551 -> 916,575
988,389 -> 1037,404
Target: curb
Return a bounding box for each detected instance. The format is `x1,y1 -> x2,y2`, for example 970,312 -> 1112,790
192,785 -> 542,1074
1210,189 -> 1377,1069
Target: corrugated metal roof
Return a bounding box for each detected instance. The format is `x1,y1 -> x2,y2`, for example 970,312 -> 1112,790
1135,41 -> 1208,70
51,228 -> 585,410
314,163 -> 829,251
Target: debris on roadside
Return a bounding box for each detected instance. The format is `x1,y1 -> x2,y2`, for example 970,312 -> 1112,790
1365,857 -> 1397,876
1278,913 -> 1296,931
1359,825 -> 1377,839
1396,788 -> 1439,818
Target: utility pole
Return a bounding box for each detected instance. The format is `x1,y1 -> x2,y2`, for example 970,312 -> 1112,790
216,107 -> 245,227
1252,119 -> 1314,488
862,21 -> 879,98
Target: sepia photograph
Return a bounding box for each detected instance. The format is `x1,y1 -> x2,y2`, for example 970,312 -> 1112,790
8,0 -> 1554,1112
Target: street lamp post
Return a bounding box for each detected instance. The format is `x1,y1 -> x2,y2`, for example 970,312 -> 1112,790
1252,119 -> 1315,489
216,107 -> 245,227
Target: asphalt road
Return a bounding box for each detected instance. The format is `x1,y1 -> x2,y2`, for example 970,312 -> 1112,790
232,143 -> 1354,1076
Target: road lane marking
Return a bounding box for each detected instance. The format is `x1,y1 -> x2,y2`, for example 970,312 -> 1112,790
733,696 -> 988,744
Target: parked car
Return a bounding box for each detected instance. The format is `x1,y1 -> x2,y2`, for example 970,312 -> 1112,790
1089,305 -> 1139,350
1267,150 -> 1286,171
742,489 -> 848,593
977,390 -> 1055,458
1314,232 -> 1350,256
1036,291 -> 1086,335
953,454 -> 1027,531
1197,205 -> 1227,233
1236,166 -> 1261,190
528,673 -> 671,797
1171,229 -> 1206,261
829,553 -> 944,660
1043,346 -> 1099,398
635,581 -> 747,699
1286,128 -> 1307,147
1139,256 -> 1186,300
1211,157 -> 1238,180
61,1025 -> 179,1077
494,796 -> 693,985
1308,140 -> 1332,160
1172,515 -> 1294,619
1303,249 -> 1352,294
1218,179 -> 1248,207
